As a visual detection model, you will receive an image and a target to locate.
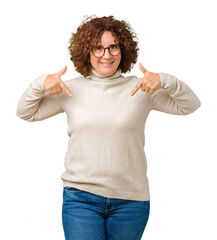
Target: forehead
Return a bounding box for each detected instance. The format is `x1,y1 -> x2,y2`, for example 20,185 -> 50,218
100,31 -> 117,45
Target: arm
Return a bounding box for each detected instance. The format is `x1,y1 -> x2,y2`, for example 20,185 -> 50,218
16,74 -> 65,121
151,72 -> 201,115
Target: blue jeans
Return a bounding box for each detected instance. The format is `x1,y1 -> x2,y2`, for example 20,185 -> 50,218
62,186 -> 150,240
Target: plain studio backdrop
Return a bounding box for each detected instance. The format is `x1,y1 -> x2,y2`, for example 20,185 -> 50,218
0,0 -> 216,239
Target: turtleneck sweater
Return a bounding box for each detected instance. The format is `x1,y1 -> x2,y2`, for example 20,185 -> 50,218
16,68 -> 201,201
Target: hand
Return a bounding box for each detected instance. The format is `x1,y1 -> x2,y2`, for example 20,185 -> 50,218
130,62 -> 161,96
43,66 -> 72,97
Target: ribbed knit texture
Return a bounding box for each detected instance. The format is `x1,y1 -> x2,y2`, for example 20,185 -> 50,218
16,68 -> 201,200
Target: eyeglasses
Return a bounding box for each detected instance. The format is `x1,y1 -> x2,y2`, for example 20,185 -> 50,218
91,44 -> 121,58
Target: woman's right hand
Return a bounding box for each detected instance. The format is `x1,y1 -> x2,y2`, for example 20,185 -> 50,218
43,65 -> 72,97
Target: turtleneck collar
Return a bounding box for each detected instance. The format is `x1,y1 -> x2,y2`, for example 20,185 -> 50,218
88,68 -> 123,82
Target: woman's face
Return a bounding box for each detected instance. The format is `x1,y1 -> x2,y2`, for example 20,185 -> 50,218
90,31 -> 121,77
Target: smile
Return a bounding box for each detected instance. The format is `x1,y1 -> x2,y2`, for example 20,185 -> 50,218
100,62 -> 114,66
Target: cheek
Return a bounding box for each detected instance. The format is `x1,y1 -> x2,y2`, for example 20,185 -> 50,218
115,54 -> 121,66
90,53 -> 98,67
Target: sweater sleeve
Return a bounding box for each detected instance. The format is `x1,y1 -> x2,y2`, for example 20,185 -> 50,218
16,74 -> 65,122
150,72 -> 201,115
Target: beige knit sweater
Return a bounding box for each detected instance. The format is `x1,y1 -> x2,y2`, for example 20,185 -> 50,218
16,68 -> 201,201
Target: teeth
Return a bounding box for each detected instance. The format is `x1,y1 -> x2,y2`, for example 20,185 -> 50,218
101,62 -> 113,65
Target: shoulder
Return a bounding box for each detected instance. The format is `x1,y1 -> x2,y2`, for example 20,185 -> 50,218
122,74 -> 139,83
64,75 -> 85,84
63,75 -> 87,89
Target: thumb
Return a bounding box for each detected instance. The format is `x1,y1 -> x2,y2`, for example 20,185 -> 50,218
57,65 -> 67,77
139,62 -> 148,74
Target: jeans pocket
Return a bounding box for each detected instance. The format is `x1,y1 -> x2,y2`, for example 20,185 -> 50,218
64,186 -> 82,194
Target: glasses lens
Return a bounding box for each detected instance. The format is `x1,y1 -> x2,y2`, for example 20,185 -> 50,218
109,44 -> 120,56
92,46 -> 104,57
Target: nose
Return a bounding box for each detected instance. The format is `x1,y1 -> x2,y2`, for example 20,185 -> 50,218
103,48 -> 112,58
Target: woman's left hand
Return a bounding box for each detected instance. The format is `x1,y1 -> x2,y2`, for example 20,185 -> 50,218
130,62 -> 161,96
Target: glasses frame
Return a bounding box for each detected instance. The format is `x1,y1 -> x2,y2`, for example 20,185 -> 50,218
91,44 -> 121,58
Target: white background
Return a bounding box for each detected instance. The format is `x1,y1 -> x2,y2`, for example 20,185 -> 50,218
1,0 -> 216,239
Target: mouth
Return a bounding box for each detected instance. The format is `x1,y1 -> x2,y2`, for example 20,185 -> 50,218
100,61 -> 114,66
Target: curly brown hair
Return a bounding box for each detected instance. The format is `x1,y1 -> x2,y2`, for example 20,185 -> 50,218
68,15 -> 139,77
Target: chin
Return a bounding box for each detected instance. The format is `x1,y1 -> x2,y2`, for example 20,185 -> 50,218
99,68 -> 117,77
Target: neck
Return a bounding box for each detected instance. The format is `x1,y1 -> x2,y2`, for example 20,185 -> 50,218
89,68 -> 123,82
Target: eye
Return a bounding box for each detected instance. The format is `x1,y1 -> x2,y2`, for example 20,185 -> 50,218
94,46 -> 102,51
110,44 -> 117,49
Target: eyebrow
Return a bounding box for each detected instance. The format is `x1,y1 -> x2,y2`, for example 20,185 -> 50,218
95,43 -> 118,47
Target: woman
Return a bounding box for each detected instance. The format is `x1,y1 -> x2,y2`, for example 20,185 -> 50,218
16,15 -> 201,240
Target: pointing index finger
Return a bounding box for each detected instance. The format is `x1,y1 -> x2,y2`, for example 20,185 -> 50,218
60,81 -> 72,97
131,81 -> 142,96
